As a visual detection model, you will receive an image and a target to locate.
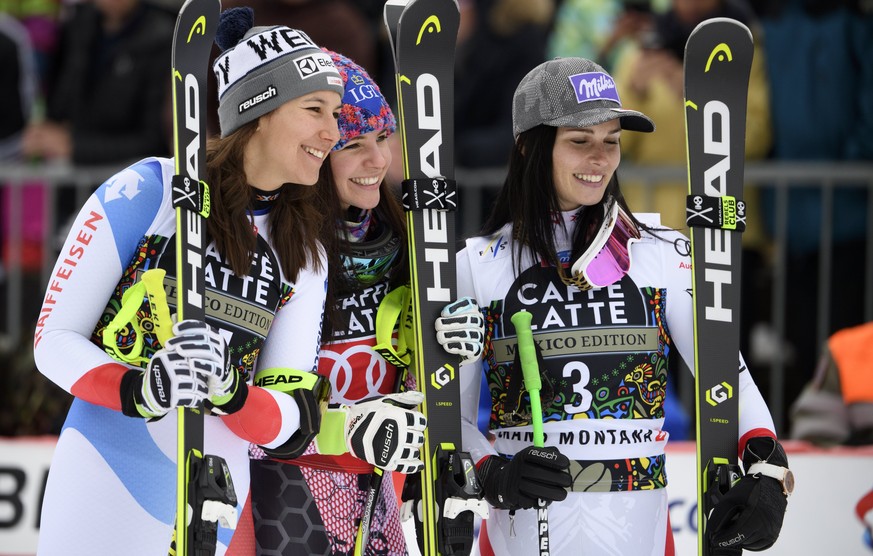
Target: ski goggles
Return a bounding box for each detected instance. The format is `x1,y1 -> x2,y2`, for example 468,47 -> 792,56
339,215 -> 402,288
102,268 -> 174,365
372,285 -> 413,369
559,201 -> 640,291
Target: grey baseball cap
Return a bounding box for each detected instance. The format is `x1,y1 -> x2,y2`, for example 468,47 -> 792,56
213,24 -> 344,137
512,57 -> 655,138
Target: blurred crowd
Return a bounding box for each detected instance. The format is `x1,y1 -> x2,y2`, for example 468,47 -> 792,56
1,0 -> 871,444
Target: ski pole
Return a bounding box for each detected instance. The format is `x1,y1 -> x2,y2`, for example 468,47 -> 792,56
354,369 -> 407,556
511,309 -> 550,556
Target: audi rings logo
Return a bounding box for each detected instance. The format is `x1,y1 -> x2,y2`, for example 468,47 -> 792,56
674,237 -> 691,257
430,364 -> 455,389
705,381 -> 733,407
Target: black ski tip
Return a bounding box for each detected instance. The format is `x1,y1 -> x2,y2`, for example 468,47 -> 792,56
688,16 -> 753,42
684,16 -> 754,66
216,6 -> 254,52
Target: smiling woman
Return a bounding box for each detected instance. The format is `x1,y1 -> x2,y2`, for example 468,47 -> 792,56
551,125 -> 622,210
31,6 -> 349,555
247,49 -> 485,556
456,57 -> 790,556
244,92 -> 342,190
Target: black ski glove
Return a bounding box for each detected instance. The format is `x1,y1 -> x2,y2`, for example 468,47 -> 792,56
477,445 -> 572,511
708,437 -> 790,554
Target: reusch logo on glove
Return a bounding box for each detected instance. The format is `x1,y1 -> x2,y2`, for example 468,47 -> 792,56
380,421 -> 396,465
152,365 -> 168,404
718,532 -> 746,547
530,449 -> 557,461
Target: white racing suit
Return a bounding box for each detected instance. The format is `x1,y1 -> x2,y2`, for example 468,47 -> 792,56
457,211 -> 776,556
33,157 -> 327,555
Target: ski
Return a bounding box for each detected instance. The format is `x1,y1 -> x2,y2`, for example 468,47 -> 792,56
383,1 -> 485,554
683,17 -> 754,556
170,2 -> 236,555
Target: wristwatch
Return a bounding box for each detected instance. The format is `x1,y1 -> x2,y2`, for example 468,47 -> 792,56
748,462 -> 795,496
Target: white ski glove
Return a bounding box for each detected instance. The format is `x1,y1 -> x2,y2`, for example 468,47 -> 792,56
164,320 -> 247,415
135,322 -> 215,418
316,391 -> 427,473
435,297 -> 484,365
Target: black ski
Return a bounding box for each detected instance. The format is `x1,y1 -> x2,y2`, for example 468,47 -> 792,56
170,2 -> 236,555
383,1 -> 485,554
683,17 -> 753,556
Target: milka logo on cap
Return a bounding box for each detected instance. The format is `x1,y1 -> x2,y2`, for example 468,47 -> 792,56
214,26 -> 319,98
568,72 -> 621,105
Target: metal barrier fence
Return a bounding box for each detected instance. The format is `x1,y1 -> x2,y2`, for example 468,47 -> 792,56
458,162 -> 873,434
2,161 -> 872,435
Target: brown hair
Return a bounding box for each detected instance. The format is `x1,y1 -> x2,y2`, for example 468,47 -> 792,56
204,120 -> 324,282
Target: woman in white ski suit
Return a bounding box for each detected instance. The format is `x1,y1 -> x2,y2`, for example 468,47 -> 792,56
457,57 -> 792,556
32,9 -> 396,555
248,49 -> 484,556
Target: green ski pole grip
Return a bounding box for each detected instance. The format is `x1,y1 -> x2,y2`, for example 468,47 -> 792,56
511,310 -> 544,447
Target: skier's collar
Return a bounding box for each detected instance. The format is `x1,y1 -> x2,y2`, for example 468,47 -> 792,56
251,185 -> 282,214
341,208 -> 373,243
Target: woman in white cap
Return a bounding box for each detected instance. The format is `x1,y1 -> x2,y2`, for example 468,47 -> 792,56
248,49 -> 484,556
32,7 -> 398,555
456,57 -> 791,555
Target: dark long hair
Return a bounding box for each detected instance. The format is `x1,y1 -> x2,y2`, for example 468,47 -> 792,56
204,120 -> 324,282
315,160 -> 408,338
481,124 -> 653,274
